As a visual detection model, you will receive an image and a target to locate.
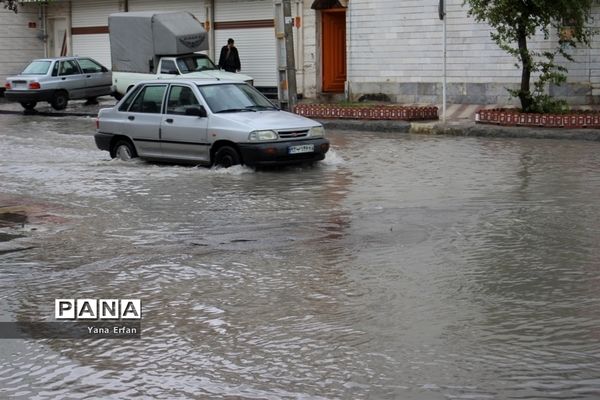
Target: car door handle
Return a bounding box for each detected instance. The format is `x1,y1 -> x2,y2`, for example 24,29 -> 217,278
61,77 -> 66,80
86,75 -> 91,78
165,118 -> 173,123
128,116 -> 135,121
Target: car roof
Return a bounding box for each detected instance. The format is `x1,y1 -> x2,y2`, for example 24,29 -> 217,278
30,56 -> 92,62
136,79 -> 243,86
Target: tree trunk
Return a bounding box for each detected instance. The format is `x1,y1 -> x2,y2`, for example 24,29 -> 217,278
517,24 -> 533,111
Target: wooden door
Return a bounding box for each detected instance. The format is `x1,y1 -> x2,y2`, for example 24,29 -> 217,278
322,9 -> 346,92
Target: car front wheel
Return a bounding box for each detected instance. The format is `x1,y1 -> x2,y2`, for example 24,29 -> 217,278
214,146 -> 241,168
112,140 -> 137,161
50,91 -> 69,110
19,101 -> 37,111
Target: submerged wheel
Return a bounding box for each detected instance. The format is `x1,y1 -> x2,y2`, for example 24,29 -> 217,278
19,101 -> 37,110
214,146 -> 241,168
50,91 -> 68,110
111,140 -> 137,161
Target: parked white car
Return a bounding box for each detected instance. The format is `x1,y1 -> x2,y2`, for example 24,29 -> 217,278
112,53 -> 253,99
95,79 -> 329,167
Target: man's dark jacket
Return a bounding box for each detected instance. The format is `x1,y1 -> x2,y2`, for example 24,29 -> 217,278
218,46 -> 241,73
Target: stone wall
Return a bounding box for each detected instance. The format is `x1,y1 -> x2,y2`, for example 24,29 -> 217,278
344,0 -> 600,105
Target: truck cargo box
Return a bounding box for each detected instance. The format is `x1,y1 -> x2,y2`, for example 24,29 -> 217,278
109,11 -> 208,73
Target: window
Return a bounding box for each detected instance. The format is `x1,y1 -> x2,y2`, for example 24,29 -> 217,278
198,83 -> 275,113
59,60 -> 80,76
128,85 -> 167,114
118,85 -> 143,111
160,60 -> 179,75
176,55 -> 217,73
51,61 -> 59,77
77,58 -> 104,73
22,61 -> 51,75
166,86 -> 199,115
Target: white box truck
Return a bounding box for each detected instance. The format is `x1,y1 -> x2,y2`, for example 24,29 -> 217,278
109,11 -> 253,98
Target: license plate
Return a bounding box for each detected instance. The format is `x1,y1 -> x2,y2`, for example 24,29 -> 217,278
288,144 -> 314,154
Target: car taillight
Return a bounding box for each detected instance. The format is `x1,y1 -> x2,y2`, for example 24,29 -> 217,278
95,118 -> 99,130
28,82 -> 41,89
4,82 -> 10,89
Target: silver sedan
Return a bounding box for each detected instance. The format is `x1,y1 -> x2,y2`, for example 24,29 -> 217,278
4,57 -> 112,110
94,79 -> 329,167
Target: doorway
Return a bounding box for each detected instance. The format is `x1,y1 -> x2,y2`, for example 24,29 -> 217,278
321,8 -> 346,92
48,18 -> 68,58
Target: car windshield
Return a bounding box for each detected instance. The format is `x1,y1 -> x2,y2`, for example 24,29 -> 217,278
22,61 -> 52,75
198,83 -> 278,114
176,55 -> 217,74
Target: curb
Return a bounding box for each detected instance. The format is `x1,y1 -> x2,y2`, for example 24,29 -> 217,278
409,121 -> 600,142
319,119 -> 411,133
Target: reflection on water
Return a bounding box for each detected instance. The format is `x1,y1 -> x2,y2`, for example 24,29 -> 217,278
1,114 -> 600,399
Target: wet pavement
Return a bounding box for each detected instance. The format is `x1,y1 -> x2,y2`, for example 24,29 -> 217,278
1,112 -> 600,399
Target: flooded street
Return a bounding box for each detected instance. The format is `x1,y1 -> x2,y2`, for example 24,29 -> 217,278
1,113 -> 600,399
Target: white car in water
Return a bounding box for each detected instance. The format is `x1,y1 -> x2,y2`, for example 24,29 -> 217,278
95,79 -> 329,167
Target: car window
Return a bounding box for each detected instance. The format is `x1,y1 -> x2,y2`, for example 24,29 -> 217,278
118,85 -> 143,111
59,60 -> 80,76
51,61 -> 59,76
128,85 -> 167,114
22,61 -> 51,75
166,86 -> 199,115
176,55 -> 216,73
77,58 -> 104,73
161,60 -> 178,74
198,83 -> 275,113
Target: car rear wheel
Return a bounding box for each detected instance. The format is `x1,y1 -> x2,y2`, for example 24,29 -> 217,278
19,101 -> 37,111
214,146 -> 241,168
112,140 -> 137,161
50,91 -> 68,110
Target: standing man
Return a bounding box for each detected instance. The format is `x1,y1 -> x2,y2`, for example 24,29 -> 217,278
218,38 -> 241,73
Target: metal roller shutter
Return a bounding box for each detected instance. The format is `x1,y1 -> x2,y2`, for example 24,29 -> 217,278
127,0 -> 206,20
214,0 -> 277,87
71,0 -> 120,68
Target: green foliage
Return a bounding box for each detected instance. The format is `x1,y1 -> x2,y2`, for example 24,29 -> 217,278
463,0 -> 595,113
0,0 -> 18,13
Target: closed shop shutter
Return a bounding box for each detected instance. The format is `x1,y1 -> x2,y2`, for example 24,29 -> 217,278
214,0 -> 276,88
71,0 -> 120,68
127,0 -> 206,20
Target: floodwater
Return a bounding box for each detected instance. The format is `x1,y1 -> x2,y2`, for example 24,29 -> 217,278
1,113 -> 600,399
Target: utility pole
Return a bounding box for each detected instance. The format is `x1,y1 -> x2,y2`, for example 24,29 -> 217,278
439,0 -> 447,125
274,0 -> 297,111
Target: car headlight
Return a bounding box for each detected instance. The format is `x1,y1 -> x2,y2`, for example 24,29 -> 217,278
248,130 -> 278,141
309,126 -> 325,138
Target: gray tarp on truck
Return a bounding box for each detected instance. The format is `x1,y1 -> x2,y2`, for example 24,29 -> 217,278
109,11 -> 209,73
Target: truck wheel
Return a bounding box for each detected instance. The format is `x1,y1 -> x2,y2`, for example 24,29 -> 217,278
113,92 -> 123,101
50,91 -> 68,110
214,146 -> 241,168
19,101 -> 37,111
111,140 -> 137,161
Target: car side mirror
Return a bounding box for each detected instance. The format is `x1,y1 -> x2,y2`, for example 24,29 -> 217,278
185,105 -> 207,118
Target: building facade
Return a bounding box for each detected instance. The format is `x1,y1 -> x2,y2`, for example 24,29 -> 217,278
3,0 -> 600,105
